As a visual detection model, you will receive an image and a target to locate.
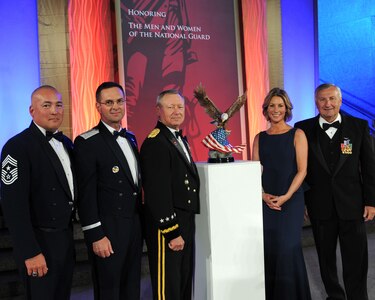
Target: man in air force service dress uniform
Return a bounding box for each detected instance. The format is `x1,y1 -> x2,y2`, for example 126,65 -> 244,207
74,82 -> 142,299
1,85 -> 76,300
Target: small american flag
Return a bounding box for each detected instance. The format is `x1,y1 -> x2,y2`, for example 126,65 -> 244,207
202,132 -> 246,154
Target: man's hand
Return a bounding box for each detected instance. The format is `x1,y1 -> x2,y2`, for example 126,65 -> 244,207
25,253 -> 48,277
363,206 -> 375,222
92,236 -> 114,258
168,236 -> 185,251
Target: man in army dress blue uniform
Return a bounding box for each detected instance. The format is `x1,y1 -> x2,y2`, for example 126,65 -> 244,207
141,89 -> 200,300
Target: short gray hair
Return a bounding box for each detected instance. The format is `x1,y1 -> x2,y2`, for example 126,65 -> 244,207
315,83 -> 342,99
156,89 -> 184,106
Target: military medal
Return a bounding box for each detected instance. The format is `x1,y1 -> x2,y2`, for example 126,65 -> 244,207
340,138 -> 352,155
112,166 -> 120,173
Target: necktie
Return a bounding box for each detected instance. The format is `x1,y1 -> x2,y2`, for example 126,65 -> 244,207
113,128 -> 127,139
46,131 -> 64,142
322,121 -> 340,131
175,130 -> 183,139
114,128 -> 138,185
175,130 -> 192,162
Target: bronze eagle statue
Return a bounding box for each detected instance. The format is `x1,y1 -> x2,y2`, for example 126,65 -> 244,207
193,84 -> 247,162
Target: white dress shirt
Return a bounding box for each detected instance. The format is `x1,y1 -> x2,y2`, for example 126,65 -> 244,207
167,126 -> 191,162
34,122 -> 74,199
102,122 -> 138,185
319,114 -> 342,139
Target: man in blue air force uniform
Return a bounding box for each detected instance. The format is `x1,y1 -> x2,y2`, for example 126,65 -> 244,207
74,82 -> 142,299
1,85 -> 76,299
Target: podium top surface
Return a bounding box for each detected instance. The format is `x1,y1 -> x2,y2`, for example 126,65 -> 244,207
195,160 -> 260,169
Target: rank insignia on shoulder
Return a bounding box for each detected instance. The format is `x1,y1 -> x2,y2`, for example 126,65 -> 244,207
80,129 -> 99,140
148,128 -> 160,138
1,155 -> 18,185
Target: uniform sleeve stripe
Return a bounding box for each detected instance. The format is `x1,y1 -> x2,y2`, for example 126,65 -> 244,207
160,224 -> 179,234
82,221 -> 101,231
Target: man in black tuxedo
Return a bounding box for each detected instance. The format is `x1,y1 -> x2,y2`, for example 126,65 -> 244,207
140,89 -> 200,300
74,81 -> 142,299
1,85 -> 76,299
295,83 -> 375,300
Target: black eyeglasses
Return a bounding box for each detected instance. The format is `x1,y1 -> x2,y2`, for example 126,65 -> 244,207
99,99 -> 125,107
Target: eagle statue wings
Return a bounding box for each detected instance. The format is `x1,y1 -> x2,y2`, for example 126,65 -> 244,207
193,84 -> 246,129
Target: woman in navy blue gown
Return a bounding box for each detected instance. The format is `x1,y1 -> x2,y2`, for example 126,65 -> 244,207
252,88 -> 311,300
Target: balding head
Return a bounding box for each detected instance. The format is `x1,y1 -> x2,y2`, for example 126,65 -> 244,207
29,85 -> 64,131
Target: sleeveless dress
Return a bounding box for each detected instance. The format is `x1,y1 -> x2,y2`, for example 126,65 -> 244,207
259,128 -> 311,300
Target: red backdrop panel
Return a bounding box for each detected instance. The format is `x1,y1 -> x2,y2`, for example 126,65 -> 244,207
241,0 -> 269,155
121,0 -> 243,161
69,0 -> 114,139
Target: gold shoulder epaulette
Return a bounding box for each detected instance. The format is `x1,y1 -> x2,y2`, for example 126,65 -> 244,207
148,128 -> 160,138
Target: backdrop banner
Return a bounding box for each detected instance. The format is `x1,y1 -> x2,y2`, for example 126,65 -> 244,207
120,0 -> 243,161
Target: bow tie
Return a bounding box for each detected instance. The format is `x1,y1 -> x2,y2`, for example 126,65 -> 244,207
175,130 -> 183,139
113,128 -> 127,139
46,131 -> 64,142
322,121 -> 340,131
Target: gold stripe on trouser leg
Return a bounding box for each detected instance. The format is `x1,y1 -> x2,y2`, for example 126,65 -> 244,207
158,230 -> 166,300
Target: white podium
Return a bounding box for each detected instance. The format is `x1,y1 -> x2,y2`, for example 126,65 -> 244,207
194,161 -> 265,300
